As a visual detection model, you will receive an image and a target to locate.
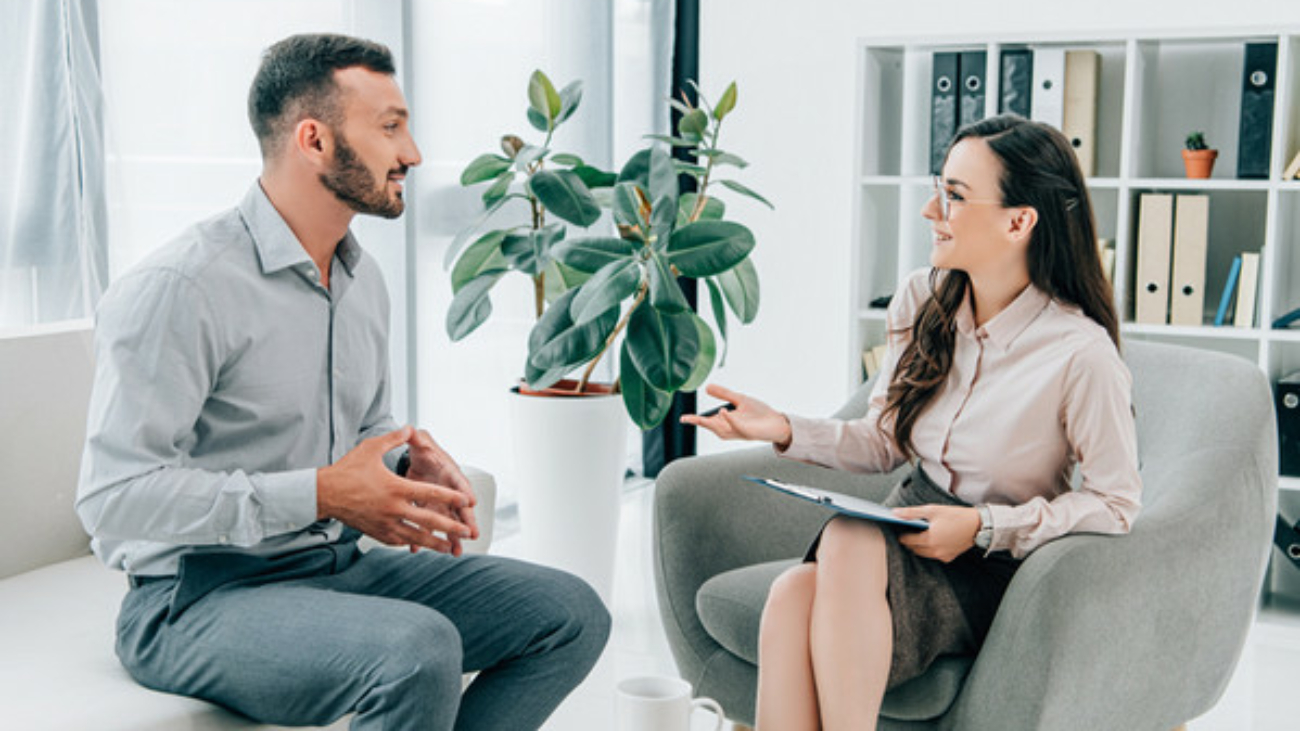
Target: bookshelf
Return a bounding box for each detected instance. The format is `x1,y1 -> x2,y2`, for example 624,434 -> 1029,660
849,29 -> 1300,497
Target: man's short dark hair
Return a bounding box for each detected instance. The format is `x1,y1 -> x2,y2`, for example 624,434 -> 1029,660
248,33 -> 395,157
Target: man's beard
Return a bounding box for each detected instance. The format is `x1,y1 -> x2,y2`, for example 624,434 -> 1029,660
320,133 -> 406,219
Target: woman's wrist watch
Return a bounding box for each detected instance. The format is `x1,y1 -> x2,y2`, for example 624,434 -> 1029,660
974,505 -> 994,550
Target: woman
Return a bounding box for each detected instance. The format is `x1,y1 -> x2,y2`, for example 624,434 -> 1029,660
683,114 -> 1142,730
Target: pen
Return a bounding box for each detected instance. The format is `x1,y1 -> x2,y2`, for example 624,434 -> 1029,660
698,402 -> 737,418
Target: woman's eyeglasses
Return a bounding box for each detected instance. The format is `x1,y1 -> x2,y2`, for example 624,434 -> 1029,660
931,176 -> 1004,222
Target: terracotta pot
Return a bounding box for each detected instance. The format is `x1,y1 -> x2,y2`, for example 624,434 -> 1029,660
514,378 -> 616,398
1182,149 -> 1218,179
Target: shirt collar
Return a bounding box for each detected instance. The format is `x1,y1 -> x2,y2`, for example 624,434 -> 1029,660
239,181 -> 363,277
954,280 -> 1051,351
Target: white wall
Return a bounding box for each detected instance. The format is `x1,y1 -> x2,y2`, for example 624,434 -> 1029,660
694,0 -> 1300,454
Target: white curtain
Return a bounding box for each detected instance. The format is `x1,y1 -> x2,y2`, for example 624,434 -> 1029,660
0,0 -> 107,329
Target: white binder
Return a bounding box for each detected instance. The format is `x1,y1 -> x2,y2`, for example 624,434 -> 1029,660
1169,194 -> 1209,326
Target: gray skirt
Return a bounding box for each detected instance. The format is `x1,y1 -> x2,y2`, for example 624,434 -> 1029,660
804,465 -> 1020,689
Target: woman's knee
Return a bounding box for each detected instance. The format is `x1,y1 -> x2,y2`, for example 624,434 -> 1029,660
816,518 -> 887,576
764,563 -> 817,617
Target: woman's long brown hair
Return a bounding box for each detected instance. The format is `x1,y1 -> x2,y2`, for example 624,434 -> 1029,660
880,114 -> 1120,459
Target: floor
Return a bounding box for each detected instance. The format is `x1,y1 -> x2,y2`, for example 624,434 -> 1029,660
492,480 -> 1300,730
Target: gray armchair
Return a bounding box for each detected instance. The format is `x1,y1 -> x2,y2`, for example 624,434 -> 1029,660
653,340 -> 1277,730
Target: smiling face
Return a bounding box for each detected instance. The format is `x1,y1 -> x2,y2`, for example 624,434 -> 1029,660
922,137 -> 1032,281
319,66 -> 421,219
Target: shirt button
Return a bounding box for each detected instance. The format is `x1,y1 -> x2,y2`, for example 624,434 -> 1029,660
218,535 -> 229,545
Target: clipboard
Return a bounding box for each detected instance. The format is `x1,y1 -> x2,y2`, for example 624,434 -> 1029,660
743,476 -> 929,531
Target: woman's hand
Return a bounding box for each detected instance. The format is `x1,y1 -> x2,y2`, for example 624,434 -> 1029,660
680,384 -> 793,448
893,505 -> 981,563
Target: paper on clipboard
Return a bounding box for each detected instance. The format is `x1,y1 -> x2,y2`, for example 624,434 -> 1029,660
743,476 -> 929,531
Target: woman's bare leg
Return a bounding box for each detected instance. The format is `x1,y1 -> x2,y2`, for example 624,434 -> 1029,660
755,564 -> 819,731
810,517 -> 891,731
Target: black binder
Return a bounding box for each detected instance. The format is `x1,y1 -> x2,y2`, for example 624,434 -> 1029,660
1275,514 -> 1300,572
930,52 -> 959,175
999,49 -> 1033,118
1277,373 -> 1300,476
1237,42 -> 1277,179
958,50 -> 987,129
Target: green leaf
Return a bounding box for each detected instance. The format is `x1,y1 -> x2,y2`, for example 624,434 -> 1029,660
528,70 -> 562,125
693,149 -> 749,168
531,170 -> 602,227
667,97 -> 695,116
648,252 -> 689,312
620,342 -> 674,430
551,236 -> 637,274
686,80 -> 713,117
543,259 -> 591,304
625,302 -> 699,392
680,315 -> 717,393
571,164 -> 618,189
443,195 -> 513,269
612,182 -> 649,231
551,153 -> 584,166
649,194 -> 678,247
714,81 -> 737,120
617,149 -> 651,187
704,277 -> 730,366
482,171 -> 515,205
557,80 -> 583,123
528,287 -> 620,371
527,107 -> 549,132
717,179 -> 774,209
446,271 -> 505,341
665,220 -> 756,277
643,134 -> 701,148
514,145 -> 550,170
672,161 -> 709,178
678,108 -> 709,141
648,146 -> 679,212
451,230 -> 509,292
569,259 -> 641,325
524,358 -> 570,392
717,255 -> 760,324
461,154 -> 512,185
676,193 -> 725,228
501,224 -> 565,276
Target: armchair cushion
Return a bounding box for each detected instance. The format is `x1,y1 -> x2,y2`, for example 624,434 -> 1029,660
696,559 -> 972,721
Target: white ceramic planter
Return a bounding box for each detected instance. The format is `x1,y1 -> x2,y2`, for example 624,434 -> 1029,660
509,386 -> 627,605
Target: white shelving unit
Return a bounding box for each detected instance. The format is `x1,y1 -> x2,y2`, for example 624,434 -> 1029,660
849,29 -> 1300,496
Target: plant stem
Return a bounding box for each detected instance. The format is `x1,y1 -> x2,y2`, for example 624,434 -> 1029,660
688,118 -> 724,223
577,280 -> 649,393
529,194 -> 546,319
527,127 -> 555,320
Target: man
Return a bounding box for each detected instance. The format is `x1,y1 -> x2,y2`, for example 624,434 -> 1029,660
76,33 -> 609,730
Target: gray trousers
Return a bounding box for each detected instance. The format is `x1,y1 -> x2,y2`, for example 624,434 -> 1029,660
115,538 -> 610,730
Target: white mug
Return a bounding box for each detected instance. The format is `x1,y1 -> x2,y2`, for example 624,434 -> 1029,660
616,675 -> 725,731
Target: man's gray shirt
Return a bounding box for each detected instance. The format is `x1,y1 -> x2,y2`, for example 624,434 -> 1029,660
76,182 -> 400,576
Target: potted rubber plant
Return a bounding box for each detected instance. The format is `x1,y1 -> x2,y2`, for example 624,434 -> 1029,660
1182,131 -> 1218,178
446,70 -> 768,429
444,70 -> 769,599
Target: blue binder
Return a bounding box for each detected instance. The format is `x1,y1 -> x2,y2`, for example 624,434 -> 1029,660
1215,256 -> 1242,327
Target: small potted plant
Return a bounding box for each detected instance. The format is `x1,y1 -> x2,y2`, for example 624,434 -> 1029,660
1182,131 -> 1218,179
